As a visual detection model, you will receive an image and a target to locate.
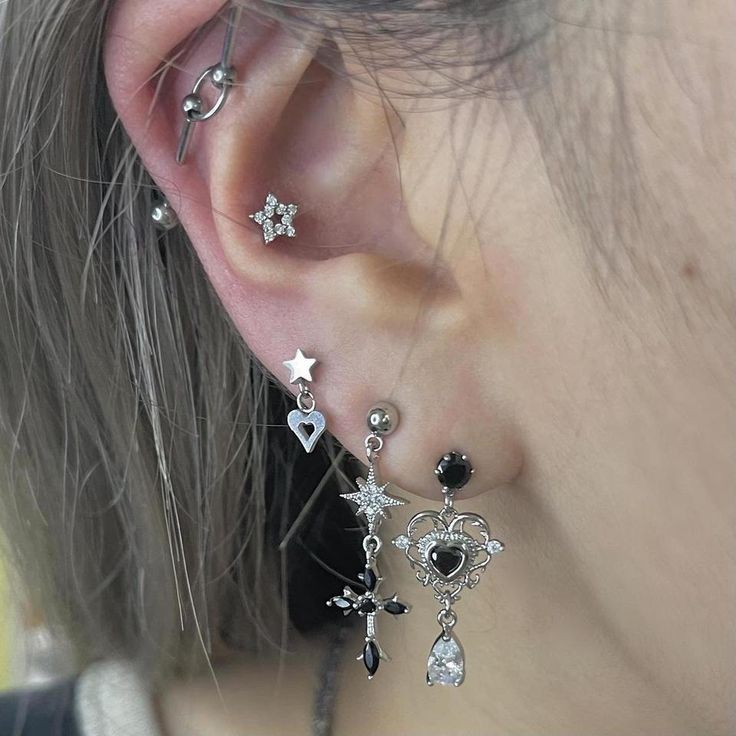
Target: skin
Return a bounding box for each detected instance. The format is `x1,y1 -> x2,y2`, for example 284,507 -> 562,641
105,1 -> 735,734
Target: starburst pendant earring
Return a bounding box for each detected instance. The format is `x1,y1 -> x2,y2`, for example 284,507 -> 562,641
393,452 -> 505,687
327,403 -> 411,679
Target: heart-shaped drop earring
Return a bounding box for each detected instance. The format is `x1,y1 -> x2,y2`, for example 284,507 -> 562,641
393,452 -> 505,687
282,349 -> 326,453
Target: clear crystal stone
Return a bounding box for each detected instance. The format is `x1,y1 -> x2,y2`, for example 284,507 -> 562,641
393,534 -> 410,550
427,633 -> 465,686
486,539 -> 504,554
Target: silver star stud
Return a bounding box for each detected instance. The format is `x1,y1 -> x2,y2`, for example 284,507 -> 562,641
283,349 -> 317,384
341,465 -> 406,532
249,192 -> 298,244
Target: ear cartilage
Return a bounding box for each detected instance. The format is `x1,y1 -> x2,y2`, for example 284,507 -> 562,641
175,5 -> 241,165
250,193 -> 298,245
282,349 -> 324,453
393,452 -> 505,687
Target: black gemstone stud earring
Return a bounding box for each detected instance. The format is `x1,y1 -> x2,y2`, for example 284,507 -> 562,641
393,451 -> 504,687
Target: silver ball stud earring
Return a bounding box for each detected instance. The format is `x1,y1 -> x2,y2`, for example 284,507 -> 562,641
150,198 -> 179,231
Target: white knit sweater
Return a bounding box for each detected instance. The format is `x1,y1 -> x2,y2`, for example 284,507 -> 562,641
75,660 -> 160,736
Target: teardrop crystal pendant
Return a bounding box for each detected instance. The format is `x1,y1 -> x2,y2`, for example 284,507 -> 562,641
427,633 -> 465,687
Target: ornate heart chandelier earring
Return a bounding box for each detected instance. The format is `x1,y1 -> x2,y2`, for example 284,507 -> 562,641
393,452 -> 505,687
327,403 -> 410,679
282,349 -> 326,453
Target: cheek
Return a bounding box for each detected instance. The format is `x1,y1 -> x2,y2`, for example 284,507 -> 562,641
517,274 -> 736,712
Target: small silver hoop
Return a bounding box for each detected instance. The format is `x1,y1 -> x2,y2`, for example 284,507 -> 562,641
364,433 -> 383,459
362,534 -> 383,555
437,608 -> 458,631
186,64 -> 235,122
296,389 -> 316,413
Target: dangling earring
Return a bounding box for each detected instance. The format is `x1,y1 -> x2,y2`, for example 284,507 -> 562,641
393,452 -> 504,687
282,349 -> 326,453
327,403 -> 411,679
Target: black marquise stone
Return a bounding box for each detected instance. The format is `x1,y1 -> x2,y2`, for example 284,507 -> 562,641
429,545 -> 465,578
361,567 -> 378,591
436,452 -> 473,490
363,640 -> 380,677
383,600 -> 408,615
358,599 -> 377,614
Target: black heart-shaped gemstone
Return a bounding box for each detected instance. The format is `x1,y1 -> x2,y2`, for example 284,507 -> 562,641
428,544 -> 467,579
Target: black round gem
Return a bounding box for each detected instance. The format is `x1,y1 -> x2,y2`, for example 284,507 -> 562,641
363,641 -> 380,677
358,599 -> 377,614
435,452 -> 473,490
383,600 -> 407,615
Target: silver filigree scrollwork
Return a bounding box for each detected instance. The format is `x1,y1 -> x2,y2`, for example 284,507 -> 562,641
393,451 -> 505,686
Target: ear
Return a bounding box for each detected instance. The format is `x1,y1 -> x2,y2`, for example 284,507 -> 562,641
104,1 -> 523,496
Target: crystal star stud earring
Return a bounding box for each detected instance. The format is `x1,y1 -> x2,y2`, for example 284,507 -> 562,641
249,192 -> 298,244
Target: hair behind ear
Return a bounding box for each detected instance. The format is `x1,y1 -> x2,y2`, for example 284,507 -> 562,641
0,0 -> 361,681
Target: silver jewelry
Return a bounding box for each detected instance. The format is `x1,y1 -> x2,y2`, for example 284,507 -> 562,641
150,197 -> 179,231
327,403 -> 410,679
393,452 -> 504,687
283,349 -> 326,453
176,4 -> 241,165
250,192 -> 298,244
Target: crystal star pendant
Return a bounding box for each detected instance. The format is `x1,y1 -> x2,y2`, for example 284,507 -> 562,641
249,192 -> 298,244
341,465 -> 405,533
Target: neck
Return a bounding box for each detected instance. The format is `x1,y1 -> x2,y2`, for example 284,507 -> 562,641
340,487 -> 695,736
158,486 -> 696,736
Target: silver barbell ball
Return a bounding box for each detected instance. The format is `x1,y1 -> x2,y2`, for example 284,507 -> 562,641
182,93 -> 204,120
151,199 -> 179,231
366,402 -> 400,436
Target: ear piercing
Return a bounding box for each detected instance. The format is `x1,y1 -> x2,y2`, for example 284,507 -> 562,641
250,192 -> 298,244
283,349 -> 326,453
393,452 -> 504,687
327,402 -> 410,679
150,197 -> 179,231
176,4 -> 241,165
